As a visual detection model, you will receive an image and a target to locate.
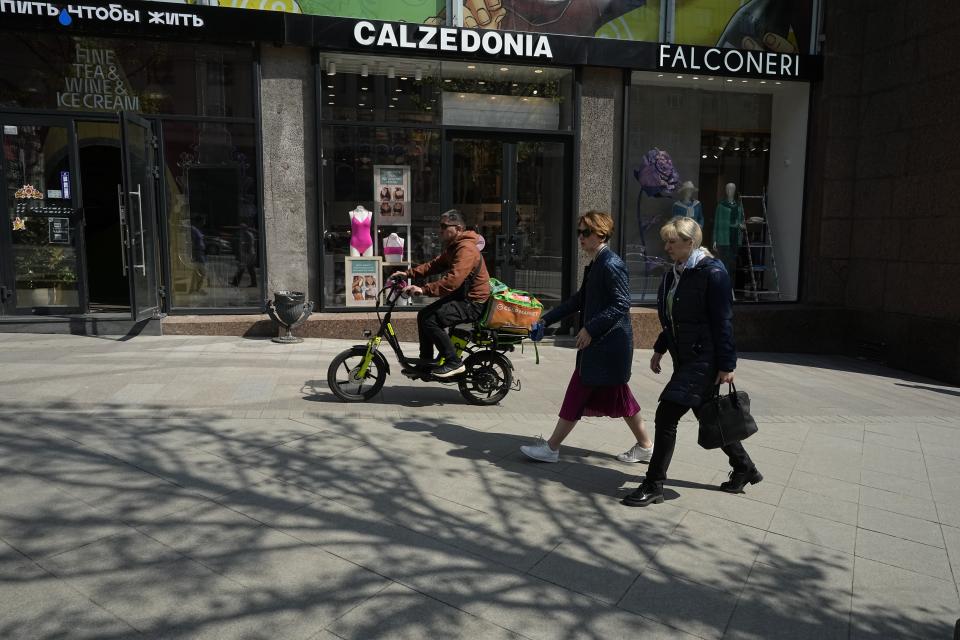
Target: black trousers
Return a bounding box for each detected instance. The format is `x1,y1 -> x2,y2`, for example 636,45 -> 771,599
417,295 -> 485,361
645,398 -> 755,483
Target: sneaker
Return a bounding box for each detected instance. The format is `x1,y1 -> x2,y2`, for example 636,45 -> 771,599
719,468 -> 763,493
520,436 -> 559,463
432,359 -> 466,378
617,443 -> 653,463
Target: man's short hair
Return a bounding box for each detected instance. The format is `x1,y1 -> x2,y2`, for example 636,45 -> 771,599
439,209 -> 465,229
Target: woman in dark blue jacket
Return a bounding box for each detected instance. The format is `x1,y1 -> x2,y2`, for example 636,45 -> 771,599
623,217 -> 761,507
520,211 -> 654,464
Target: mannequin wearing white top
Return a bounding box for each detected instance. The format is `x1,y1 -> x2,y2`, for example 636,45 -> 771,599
672,181 -> 704,228
349,206 -> 374,257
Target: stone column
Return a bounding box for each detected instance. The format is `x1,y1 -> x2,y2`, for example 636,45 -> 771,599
575,68 -> 624,276
259,46 -> 318,300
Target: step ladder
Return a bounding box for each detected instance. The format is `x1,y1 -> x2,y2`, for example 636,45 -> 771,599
734,188 -> 781,301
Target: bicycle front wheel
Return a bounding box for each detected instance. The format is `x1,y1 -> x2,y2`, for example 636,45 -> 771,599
327,346 -> 388,402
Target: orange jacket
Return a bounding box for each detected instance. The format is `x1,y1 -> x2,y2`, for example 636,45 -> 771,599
409,231 -> 491,302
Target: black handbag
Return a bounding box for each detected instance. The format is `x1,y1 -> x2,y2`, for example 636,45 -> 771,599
697,383 -> 758,449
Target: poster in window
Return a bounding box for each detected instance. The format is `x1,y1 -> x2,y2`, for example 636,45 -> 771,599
374,164 -> 410,225
344,256 -> 382,307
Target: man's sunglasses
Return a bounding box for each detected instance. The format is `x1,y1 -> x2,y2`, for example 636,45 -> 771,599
576,228 -> 594,238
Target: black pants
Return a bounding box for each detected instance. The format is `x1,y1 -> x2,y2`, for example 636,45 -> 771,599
232,261 -> 257,287
645,399 -> 755,483
417,295 -> 485,361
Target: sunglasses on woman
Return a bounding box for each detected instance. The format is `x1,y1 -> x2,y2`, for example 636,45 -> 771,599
576,228 -> 593,238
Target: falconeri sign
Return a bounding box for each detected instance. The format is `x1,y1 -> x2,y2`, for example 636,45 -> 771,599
353,20 -> 554,60
659,44 -> 800,78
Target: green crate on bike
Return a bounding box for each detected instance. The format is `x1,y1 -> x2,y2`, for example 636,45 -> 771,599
481,278 -> 543,334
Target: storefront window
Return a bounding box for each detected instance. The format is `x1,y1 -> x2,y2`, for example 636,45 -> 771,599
162,121 -> 261,308
624,72 -> 808,302
320,54 -> 574,310
0,32 -> 254,117
321,125 -> 441,308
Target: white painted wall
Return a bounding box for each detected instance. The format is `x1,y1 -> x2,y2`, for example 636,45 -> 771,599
768,83 -> 810,301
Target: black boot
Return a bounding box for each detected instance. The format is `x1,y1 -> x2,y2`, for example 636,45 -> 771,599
621,480 -> 663,507
720,468 -> 763,493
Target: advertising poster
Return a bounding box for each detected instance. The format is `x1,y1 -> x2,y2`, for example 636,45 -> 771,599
374,165 -> 411,225
344,256 -> 382,307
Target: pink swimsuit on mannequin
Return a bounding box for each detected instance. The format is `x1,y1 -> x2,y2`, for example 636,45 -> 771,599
350,212 -> 373,254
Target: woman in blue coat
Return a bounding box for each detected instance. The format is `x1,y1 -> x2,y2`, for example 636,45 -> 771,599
520,211 -> 654,464
622,217 -> 761,507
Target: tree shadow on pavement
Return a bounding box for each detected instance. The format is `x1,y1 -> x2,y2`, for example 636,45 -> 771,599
0,404 -> 955,640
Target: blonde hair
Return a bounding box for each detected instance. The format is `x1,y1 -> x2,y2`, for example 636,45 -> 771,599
660,217 -> 712,256
578,210 -> 614,241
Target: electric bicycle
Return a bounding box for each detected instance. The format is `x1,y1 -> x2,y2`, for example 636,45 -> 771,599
327,274 -> 530,405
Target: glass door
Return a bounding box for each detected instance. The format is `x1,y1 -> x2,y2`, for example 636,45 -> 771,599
0,118 -> 83,315
119,112 -> 161,320
447,134 -> 570,307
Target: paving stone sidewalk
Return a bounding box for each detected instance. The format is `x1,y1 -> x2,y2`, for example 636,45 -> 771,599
1,333 -> 959,639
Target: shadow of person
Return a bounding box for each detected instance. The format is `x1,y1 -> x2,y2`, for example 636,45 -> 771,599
393,419 -> 645,498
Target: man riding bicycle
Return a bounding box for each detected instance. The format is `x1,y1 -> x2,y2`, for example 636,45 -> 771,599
397,209 -> 490,378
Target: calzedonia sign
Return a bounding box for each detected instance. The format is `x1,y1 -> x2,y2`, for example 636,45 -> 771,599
659,44 -> 801,78
353,20 -> 554,60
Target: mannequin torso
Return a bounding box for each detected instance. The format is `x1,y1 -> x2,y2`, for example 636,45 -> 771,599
349,207 -> 373,257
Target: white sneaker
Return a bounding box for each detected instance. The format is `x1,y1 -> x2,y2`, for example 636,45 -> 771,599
617,443 -> 653,463
520,436 -> 559,463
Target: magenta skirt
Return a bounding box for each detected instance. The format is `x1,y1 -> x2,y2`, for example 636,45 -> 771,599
558,369 -> 641,421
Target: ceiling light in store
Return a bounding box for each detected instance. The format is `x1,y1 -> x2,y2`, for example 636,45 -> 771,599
713,154 -> 718,159
467,65 -> 476,69
512,83 -> 518,87
741,79 -> 748,83
392,97 -> 398,101
327,84 -> 334,89
361,64 -> 368,77
775,81 -> 782,85
534,69 -> 543,74
426,106 -> 431,109
395,88 -> 402,92
478,81 -> 486,85
328,101 -> 334,105
500,67 -> 509,71
734,146 -> 740,151
702,154 -> 707,159
358,103 -> 365,106
400,76 -> 407,80
522,97 -> 529,101
387,66 -> 395,79
533,89 -> 538,95
726,79 -> 733,82
763,147 -> 769,151
759,80 -> 766,84
361,87 -> 368,91
327,61 -> 336,76
415,69 -> 422,81
676,75 -> 683,79
444,79 -> 452,83
490,96 -> 496,100
693,76 -> 699,80
708,77 -> 714,81
389,104 -> 395,108
459,94 -> 465,98
657,74 -> 663,77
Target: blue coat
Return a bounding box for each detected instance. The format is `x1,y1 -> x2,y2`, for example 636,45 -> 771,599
653,256 -> 736,407
541,247 -> 633,386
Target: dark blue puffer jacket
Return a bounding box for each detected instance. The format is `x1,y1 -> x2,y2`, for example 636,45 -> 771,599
541,247 -> 633,386
653,256 -> 736,407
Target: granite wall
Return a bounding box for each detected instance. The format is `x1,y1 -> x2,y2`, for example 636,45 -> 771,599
259,46 -> 319,301
803,0 -> 960,383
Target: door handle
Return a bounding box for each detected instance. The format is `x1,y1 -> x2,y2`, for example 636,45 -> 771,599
116,184 -> 129,276
130,183 -> 146,276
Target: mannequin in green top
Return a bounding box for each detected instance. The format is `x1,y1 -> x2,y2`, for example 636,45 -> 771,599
714,182 -> 743,274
